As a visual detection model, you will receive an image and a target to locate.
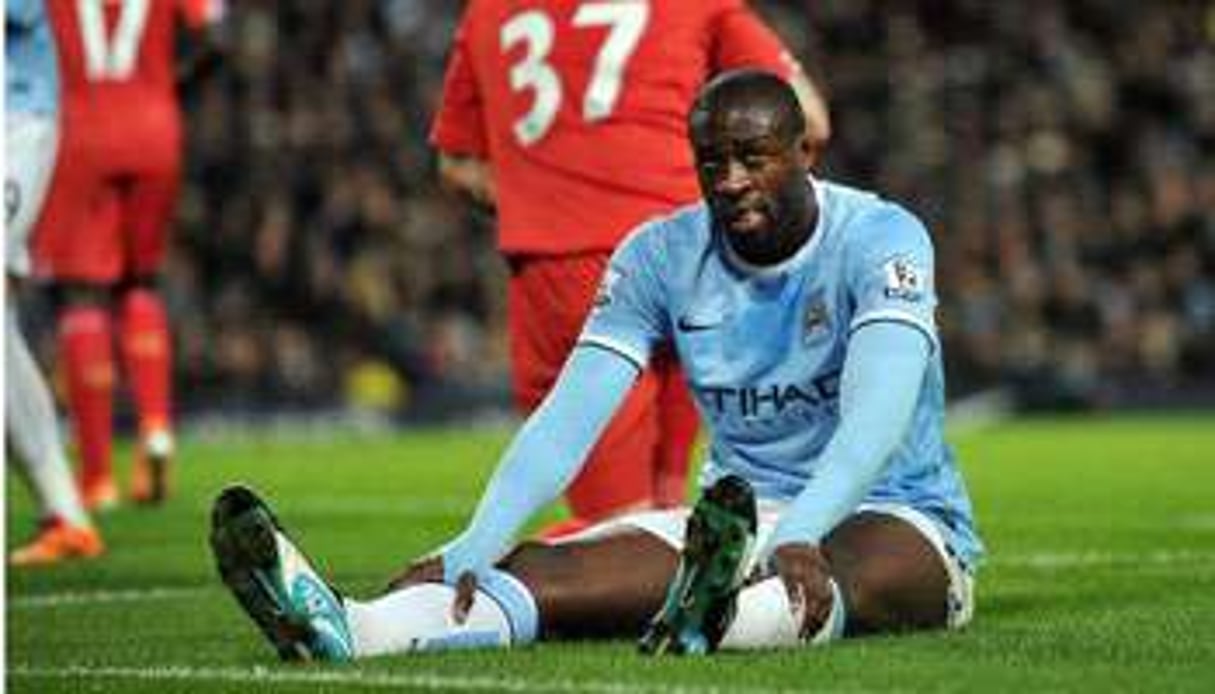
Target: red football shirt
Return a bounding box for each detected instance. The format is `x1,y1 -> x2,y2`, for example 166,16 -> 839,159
46,0 -> 222,166
47,0 -> 222,106
431,0 -> 800,254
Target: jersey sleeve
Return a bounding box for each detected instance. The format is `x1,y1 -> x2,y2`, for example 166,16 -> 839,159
429,11 -> 489,157
577,223 -> 671,370
440,345 -> 640,580
763,321 -> 931,553
179,0 -> 225,28
845,204 -> 940,352
709,0 -> 800,79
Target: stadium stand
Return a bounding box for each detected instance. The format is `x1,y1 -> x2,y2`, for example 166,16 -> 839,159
27,0 -> 1211,419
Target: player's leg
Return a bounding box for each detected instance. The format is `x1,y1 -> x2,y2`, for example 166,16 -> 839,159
117,277 -> 174,503
54,281 -> 119,510
719,506 -> 972,650
823,506 -> 973,635
6,295 -> 89,527
639,478 -> 972,653
6,297 -> 105,565
499,531 -> 678,639
4,112 -> 104,564
344,532 -> 678,657
210,485 -> 679,661
508,253 -> 659,534
33,132 -> 122,511
118,161 -> 180,504
652,353 -> 699,507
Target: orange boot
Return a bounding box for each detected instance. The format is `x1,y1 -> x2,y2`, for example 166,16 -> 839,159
130,428 -> 173,505
10,517 -> 105,566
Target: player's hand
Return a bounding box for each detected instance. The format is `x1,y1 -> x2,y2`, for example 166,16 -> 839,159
386,556 -> 479,624
772,542 -> 834,640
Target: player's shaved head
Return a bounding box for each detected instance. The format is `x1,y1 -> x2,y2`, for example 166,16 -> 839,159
687,69 -> 817,266
689,69 -> 806,144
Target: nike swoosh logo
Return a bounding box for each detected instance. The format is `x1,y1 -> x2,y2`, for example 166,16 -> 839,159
677,316 -> 719,333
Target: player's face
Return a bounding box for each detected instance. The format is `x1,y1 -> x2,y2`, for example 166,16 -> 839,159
691,106 -> 813,260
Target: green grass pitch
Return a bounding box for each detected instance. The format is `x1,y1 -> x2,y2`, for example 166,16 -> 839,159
7,414 -> 1215,692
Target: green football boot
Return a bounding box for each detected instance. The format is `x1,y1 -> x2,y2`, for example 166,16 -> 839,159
639,474 -> 757,655
209,485 -> 355,661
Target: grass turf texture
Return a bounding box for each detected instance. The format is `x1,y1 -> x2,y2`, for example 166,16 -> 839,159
7,414 -> 1215,692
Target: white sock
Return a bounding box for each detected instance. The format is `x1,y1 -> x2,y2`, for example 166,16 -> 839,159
344,569 -> 539,657
5,303 -> 89,527
720,576 -> 846,650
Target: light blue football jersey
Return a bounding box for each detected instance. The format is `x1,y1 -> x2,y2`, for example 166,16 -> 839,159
580,177 -> 982,566
6,0 -> 59,115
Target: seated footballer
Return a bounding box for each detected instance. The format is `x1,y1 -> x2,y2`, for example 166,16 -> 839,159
210,68 -> 983,658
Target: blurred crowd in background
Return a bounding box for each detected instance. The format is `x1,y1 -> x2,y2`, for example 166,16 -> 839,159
28,0 -> 1215,420
811,1 -> 1215,410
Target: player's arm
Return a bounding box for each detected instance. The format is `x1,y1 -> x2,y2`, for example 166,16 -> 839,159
763,320 -> 930,634
417,226 -> 667,584
430,10 -> 494,207
766,321 -> 930,552
435,344 -> 640,582
437,152 -> 497,209
391,224 -> 667,596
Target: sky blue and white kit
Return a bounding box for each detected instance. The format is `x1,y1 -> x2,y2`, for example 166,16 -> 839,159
441,177 -> 983,580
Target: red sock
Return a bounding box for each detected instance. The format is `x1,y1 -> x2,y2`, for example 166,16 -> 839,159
118,288 -> 173,438
59,306 -> 115,488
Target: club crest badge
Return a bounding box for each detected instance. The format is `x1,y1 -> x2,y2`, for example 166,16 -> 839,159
803,293 -> 831,345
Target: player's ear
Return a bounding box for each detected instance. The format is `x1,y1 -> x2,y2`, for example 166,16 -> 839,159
794,132 -> 815,171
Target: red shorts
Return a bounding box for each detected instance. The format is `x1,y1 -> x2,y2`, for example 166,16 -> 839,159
508,252 -> 699,519
33,102 -> 182,283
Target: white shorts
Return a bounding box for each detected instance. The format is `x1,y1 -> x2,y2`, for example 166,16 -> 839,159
567,500 -> 976,630
5,111 -> 59,277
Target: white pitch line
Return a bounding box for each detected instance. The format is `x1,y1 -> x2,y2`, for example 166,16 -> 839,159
989,549 -> 1215,569
8,587 -> 207,609
6,663 -> 851,694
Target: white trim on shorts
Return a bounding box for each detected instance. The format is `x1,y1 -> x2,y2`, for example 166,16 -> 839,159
561,499 -> 975,630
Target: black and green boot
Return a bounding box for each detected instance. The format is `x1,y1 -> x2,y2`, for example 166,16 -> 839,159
639,474 -> 757,655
